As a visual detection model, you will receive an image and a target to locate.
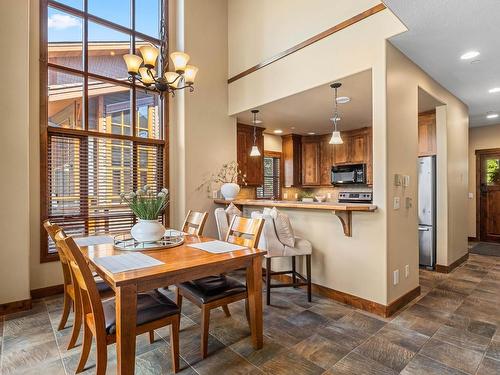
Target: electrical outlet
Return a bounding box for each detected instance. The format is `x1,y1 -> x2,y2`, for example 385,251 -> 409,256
283,192 -> 288,199
468,192 -> 474,199
327,193 -> 332,200
393,197 -> 400,210
405,265 -> 409,278
393,269 -> 399,285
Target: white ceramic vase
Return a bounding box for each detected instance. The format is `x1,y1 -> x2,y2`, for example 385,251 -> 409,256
131,219 -> 166,242
220,183 -> 240,201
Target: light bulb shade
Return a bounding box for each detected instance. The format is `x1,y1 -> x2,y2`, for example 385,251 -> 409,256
250,145 -> 261,157
329,131 -> 343,145
165,71 -> 180,88
139,67 -> 155,85
170,51 -> 190,72
123,54 -> 143,74
139,45 -> 159,68
184,65 -> 198,84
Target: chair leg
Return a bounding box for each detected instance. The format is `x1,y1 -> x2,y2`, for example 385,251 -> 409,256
76,322 -> 92,373
95,331 -> 108,375
222,304 -> 231,317
266,257 -> 271,305
170,315 -> 180,373
200,305 -> 210,359
175,287 -> 183,311
292,256 -> 297,288
58,291 -> 72,331
149,330 -> 155,344
67,298 -> 82,350
306,254 -> 312,302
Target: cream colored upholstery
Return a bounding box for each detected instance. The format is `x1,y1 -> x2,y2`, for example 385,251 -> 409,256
214,208 -> 229,240
251,211 -> 312,258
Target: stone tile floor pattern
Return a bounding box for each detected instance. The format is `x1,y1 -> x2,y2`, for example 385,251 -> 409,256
1,252 -> 499,374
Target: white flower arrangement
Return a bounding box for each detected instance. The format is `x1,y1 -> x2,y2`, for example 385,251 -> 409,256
120,185 -> 169,220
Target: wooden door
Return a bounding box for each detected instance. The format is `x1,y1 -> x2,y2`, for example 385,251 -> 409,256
478,150 -> 500,242
302,137 -> 320,186
319,134 -> 333,185
333,133 -> 349,164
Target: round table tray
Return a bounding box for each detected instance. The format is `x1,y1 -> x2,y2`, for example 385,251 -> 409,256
113,233 -> 184,251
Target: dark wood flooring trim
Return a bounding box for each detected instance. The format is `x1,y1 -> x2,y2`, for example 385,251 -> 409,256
227,3 -> 387,84
435,252 -> 469,274
31,284 -> 64,300
268,272 -> 418,318
468,236 -> 478,242
0,298 -> 32,316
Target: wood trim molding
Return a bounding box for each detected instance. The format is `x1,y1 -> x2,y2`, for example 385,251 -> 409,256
468,236 -> 478,242
436,253 -> 469,274
31,284 -> 64,300
0,299 -> 32,316
228,3 -> 386,84
268,272 -> 419,318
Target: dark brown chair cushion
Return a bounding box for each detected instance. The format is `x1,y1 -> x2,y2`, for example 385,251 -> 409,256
96,279 -> 113,295
102,290 -> 179,334
178,275 -> 246,304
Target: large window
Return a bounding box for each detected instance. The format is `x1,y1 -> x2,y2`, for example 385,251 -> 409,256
257,152 -> 282,199
41,0 -> 167,261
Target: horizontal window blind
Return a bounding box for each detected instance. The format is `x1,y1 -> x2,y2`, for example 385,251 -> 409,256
257,156 -> 280,199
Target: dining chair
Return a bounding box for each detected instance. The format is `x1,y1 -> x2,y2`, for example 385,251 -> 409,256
54,230 -> 181,374
182,210 -> 208,235
176,216 -> 264,358
43,220 -> 114,350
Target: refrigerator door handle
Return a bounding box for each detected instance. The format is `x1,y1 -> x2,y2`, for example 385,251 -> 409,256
418,227 -> 430,231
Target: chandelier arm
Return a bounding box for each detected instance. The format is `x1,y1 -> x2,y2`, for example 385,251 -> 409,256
165,73 -> 183,86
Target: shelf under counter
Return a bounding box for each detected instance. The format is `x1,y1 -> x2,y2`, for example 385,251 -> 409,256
213,199 -> 377,237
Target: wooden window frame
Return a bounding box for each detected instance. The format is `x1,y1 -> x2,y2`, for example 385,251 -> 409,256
40,0 -> 169,262
256,151 -> 283,200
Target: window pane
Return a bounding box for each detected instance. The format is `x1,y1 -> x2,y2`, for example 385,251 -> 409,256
136,144 -> 163,191
486,158 -> 500,186
136,0 -> 161,38
48,7 -> 83,70
48,69 -> 83,129
136,91 -> 161,139
88,0 -> 130,28
88,21 -> 130,80
88,78 -> 132,134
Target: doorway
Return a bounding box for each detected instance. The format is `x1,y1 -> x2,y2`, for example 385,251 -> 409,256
476,148 -> 500,243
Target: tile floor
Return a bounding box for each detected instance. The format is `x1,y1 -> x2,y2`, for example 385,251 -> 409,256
1,253 -> 499,375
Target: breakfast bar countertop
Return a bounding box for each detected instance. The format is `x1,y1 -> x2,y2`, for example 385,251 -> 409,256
213,198 -> 377,212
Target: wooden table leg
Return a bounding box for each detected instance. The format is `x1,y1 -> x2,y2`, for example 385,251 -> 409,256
115,284 -> 137,375
246,256 -> 263,349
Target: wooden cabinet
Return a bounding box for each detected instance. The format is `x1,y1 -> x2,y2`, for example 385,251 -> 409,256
301,136 -> 321,186
281,134 -> 302,187
319,134 -> 333,185
333,135 -> 349,165
350,132 -> 367,163
237,123 -> 264,186
418,110 -> 436,156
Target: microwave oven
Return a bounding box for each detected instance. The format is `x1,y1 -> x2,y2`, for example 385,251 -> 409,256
331,164 -> 366,185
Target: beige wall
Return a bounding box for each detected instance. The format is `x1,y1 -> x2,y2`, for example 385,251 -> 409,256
0,0 -> 32,303
468,124 -> 500,237
385,43 -> 469,301
170,0 -> 236,237
263,134 -> 282,152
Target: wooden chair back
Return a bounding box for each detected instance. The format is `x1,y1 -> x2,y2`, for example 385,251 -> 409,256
43,220 -> 72,287
225,216 -> 264,248
182,210 -> 208,235
54,231 -> 106,332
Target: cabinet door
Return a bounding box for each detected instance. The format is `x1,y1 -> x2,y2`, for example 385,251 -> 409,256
350,133 -> 366,164
237,124 -> 263,186
302,139 -> 320,186
320,135 -> 333,185
418,111 -> 436,156
333,135 -> 349,164
282,134 -> 302,187
366,128 -> 373,185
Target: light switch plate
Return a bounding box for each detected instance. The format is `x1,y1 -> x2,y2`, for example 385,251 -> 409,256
403,175 -> 410,187
405,265 -> 409,278
393,269 -> 399,285
405,197 -> 412,209
468,192 -> 474,199
393,197 -> 400,210
394,174 -> 402,186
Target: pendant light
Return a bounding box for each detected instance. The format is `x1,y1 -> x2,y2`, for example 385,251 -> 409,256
329,82 -> 344,145
250,109 -> 261,157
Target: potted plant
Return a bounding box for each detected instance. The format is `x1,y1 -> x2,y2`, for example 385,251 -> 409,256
120,185 -> 169,242
212,161 -> 247,200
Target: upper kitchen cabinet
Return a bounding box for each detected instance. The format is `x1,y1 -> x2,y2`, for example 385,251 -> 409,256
319,134 -> 333,185
282,134 -> 302,187
302,136 -> 321,186
333,133 -> 349,164
237,123 -> 264,186
418,110 -> 437,156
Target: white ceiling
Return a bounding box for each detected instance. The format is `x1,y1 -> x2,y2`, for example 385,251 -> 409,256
236,69 -> 373,135
384,0 -> 500,127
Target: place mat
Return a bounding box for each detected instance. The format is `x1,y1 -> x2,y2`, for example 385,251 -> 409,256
74,235 -> 114,247
188,240 -> 247,254
94,253 -> 164,274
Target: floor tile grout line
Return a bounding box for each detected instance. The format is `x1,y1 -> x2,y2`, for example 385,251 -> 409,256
43,298 -> 70,375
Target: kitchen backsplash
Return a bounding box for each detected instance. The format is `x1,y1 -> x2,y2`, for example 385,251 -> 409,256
233,186 -> 372,201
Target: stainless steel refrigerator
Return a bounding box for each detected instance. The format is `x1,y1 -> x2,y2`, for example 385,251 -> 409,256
418,156 -> 436,268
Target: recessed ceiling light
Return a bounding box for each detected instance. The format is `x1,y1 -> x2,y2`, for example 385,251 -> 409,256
489,87 -> 500,94
307,132 -> 316,135
336,96 -> 351,104
273,129 -> 283,134
460,51 -> 480,60
291,126 -> 296,130
486,113 -> 499,119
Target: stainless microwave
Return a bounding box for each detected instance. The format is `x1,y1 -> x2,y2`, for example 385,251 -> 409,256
331,164 -> 366,185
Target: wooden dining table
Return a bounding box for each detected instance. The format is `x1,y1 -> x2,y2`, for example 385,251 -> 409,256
79,234 -> 267,375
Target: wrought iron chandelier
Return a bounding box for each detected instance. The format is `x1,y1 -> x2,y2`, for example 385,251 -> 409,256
123,2 -> 198,97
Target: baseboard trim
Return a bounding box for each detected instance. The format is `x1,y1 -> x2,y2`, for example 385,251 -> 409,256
0,298 -> 32,316
267,271 -> 419,318
468,236 -> 478,242
435,253 -> 469,274
31,284 -> 64,300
